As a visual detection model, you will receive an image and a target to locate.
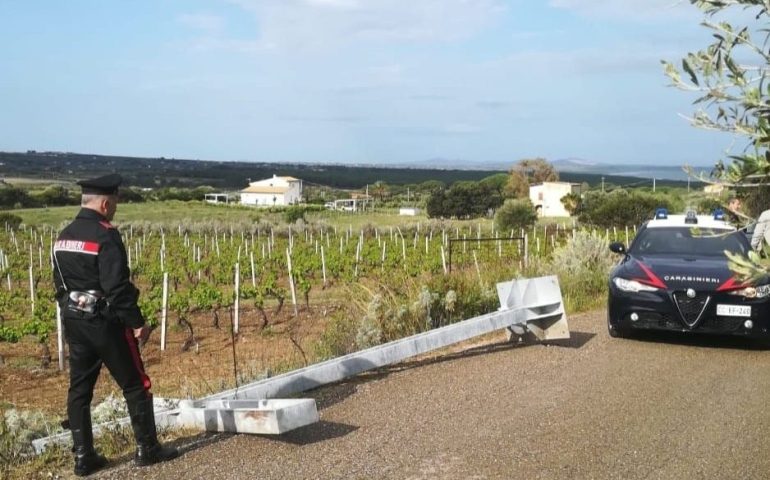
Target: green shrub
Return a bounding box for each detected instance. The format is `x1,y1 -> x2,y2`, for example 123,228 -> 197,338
1,408 -> 61,472
494,199 -> 537,232
577,190 -> 682,228
0,325 -> 21,343
283,206 -> 307,224
0,213 -> 22,230
314,313 -> 358,360
544,230 -> 617,311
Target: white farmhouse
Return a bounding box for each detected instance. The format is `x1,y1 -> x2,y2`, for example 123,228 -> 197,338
240,175 -> 303,206
529,182 -> 582,217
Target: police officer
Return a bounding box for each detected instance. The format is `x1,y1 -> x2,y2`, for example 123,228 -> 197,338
54,174 -> 178,476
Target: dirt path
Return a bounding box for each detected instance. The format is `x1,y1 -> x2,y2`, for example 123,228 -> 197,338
89,309 -> 770,479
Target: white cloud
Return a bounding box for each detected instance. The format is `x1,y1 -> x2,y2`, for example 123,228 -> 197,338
177,13 -> 226,32
548,0 -> 697,20
225,0 -> 506,50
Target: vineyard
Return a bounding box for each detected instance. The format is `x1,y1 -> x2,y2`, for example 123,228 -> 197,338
0,209 -> 630,414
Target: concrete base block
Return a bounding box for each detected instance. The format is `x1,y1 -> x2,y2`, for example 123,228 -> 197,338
177,399 -> 319,434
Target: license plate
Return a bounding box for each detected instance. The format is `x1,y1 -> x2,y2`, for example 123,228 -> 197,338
716,304 -> 751,317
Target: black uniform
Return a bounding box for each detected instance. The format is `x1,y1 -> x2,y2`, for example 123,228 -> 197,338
54,207 -> 151,430
54,174 -> 176,476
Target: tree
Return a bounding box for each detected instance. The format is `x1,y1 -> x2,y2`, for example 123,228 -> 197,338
561,192 -> 582,216
426,181 -> 502,219
35,185 -> 76,206
494,199 -> 537,232
663,1 -> 770,281
662,1 -> 769,186
370,181 -> 390,201
479,173 -> 508,198
505,158 -> 559,199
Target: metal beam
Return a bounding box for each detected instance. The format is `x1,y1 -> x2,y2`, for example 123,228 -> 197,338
32,275 -> 568,453
202,275 -> 567,402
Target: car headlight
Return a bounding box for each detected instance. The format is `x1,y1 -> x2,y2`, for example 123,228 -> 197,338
612,277 -> 660,292
727,284 -> 770,299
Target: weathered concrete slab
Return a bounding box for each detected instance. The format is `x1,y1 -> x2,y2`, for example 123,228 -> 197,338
176,399 -> 319,434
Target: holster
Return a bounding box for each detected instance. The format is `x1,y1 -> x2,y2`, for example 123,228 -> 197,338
67,290 -> 106,314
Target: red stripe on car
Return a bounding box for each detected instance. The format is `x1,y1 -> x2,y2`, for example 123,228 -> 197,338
634,260 -> 668,289
716,276 -> 747,292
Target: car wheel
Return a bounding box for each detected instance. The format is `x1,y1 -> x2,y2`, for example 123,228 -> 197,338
607,318 -> 630,338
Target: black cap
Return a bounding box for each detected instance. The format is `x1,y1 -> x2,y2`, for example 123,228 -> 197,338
77,173 -> 122,195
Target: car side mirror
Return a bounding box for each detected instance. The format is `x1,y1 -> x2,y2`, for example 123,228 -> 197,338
609,242 -> 626,254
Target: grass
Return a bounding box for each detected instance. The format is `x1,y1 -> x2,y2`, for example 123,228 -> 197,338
4,200 -> 601,477
12,201 -> 498,233
14,201 -> 265,227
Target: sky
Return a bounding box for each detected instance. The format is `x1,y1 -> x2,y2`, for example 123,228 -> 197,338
0,0 -> 747,168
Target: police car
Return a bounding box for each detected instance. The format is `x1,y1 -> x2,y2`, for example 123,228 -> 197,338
607,208 -> 770,340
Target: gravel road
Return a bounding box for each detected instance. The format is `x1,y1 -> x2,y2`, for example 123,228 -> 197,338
91,309 -> 770,479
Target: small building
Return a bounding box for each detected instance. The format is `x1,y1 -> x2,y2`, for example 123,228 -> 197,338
703,183 -> 725,196
529,182 -> 582,217
204,193 -> 235,204
399,207 -> 419,216
240,175 -> 303,206
332,198 -> 370,212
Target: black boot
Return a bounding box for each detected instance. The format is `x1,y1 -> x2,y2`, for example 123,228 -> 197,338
71,408 -> 107,477
128,395 -> 179,467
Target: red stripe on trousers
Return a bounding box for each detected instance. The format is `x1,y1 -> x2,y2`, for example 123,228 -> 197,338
124,328 -> 152,391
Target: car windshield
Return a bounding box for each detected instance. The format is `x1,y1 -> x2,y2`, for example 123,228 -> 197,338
630,227 -> 748,257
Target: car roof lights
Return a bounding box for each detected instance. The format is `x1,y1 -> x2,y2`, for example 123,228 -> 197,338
684,210 -> 698,224
655,208 -> 668,219
713,208 -> 725,220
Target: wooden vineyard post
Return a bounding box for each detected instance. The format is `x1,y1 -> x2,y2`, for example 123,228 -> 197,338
440,245 -> 447,274
321,245 -> 327,288
524,234 -> 529,268
286,249 -> 298,316
250,252 -> 256,288
234,263 -> 240,334
29,264 -> 35,315
161,272 -> 168,351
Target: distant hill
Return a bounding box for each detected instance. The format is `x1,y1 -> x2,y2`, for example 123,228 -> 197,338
0,151 -> 698,190
552,158 -> 714,182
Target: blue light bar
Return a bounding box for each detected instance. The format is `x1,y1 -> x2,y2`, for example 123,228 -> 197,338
655,208 -> 668,219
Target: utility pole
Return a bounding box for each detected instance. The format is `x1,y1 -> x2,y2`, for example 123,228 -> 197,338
601,176 -> 605,193
687,177 -> 690,193
653,178 -> 656,192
